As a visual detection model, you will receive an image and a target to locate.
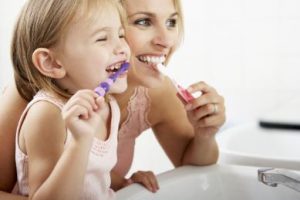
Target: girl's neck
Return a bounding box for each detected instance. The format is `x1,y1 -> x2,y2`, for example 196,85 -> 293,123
114,71 -> 141,108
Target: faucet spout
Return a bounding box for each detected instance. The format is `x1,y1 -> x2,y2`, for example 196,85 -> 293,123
258,168 -> 300,192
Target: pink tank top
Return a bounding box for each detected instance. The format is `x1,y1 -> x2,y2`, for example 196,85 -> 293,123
15,91 -> 119,200
114,86 -> 152,177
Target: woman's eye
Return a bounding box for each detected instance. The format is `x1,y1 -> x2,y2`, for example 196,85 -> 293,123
166,19 -> 177,28
134,18 -> 151,26
119,34 -> 125,39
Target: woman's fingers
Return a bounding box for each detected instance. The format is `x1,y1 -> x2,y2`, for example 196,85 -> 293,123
187,81 -> 215,94
184,82 -> 226,132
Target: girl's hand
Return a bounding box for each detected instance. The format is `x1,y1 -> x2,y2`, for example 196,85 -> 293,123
184,81 -> 226,137
128,170 -> 159,193
62,90 -> 106,142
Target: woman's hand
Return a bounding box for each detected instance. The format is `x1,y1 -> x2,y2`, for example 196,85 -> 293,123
62,90 -> 106,142
184,81 -> 226,137
127,170 -> 159,193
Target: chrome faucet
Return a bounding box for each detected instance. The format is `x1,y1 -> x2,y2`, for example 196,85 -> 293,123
258,168 -> 300,192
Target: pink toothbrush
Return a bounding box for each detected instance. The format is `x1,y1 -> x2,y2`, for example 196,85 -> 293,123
157,63 -> 196,103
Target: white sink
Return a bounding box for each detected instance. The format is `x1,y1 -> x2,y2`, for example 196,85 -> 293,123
116,164 -> 300,200
217,123 -> 300,170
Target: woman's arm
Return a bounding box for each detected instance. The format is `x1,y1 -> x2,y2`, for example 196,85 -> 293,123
0,83 -> 27,192
0,192 -> 28,200
180,81 -> 225,165
150,78 -> 225,166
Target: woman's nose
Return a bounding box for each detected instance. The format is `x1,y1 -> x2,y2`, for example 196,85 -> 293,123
152,26 -> 174,49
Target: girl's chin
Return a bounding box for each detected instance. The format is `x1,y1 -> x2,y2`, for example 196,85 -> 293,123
109,80 -> 128,94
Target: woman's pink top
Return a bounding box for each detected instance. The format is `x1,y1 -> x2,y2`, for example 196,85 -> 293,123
114,86 -> 152,177
15,91 -> 119,200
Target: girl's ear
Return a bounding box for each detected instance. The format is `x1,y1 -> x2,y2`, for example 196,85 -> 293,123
32,48 -> 66,79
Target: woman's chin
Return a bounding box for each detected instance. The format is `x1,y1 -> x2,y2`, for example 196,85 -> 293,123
138,74 -> 165,88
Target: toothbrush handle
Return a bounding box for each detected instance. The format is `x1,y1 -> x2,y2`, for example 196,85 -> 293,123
171,79 -> 195,103
94,62 -> 130,96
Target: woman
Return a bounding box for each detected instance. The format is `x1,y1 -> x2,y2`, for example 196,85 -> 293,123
111,0 -> 225,192
0,0 -> 225,198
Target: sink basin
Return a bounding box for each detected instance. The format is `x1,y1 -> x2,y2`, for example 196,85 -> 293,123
116,164 -> 300,200
217,123 -> 300,170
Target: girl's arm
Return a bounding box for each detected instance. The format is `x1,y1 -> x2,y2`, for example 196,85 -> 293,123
150,78 -> 225,166
22,91 -> 103,200
0,83 -> 27,193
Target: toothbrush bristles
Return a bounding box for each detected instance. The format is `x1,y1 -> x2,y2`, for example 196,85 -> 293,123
157,63 -> 167,74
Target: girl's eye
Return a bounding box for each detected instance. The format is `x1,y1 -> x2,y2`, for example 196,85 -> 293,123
166,19 -> 177,28
119,34 -> 125,39
96,38 -> 107,42
134,18 -> 151,26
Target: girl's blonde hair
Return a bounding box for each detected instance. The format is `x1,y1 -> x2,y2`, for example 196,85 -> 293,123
11,0 -> 126,101
120,0 -> 184,64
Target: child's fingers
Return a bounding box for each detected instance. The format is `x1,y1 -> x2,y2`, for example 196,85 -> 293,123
64,90 -> 99,115
65,97 -> 94,117
63,104 -> 89,123
95,96 -> 105,109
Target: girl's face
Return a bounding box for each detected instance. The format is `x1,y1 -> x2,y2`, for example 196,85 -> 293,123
54,6 -> 130,95
124,0 -> 179,87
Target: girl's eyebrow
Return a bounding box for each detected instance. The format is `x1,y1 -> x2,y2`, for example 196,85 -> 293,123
90,26 -> 124,37
90,27 -> 110,37
128,12 -> 178,18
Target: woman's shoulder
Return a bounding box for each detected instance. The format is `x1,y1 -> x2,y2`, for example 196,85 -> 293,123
148,76 -> 178,104
147,76 -> 184,123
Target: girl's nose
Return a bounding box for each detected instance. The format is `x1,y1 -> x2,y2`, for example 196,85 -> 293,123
114,39 -> 130,57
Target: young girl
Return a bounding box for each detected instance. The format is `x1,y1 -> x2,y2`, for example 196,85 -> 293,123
11,0 -> 130,199
0,0 -> 226,198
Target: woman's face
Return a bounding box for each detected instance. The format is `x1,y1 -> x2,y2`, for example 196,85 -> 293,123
124,0 -> 179,87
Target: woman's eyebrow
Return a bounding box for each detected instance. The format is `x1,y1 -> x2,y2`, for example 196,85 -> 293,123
128,12 -> 154,18
128,12 -> 178,18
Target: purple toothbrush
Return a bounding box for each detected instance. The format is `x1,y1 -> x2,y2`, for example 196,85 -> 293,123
94,62 -> 130,96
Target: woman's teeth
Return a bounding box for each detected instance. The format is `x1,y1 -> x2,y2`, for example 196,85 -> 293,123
138,55 -> 165,65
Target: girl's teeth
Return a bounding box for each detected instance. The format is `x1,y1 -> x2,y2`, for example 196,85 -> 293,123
107,63 -> 122,72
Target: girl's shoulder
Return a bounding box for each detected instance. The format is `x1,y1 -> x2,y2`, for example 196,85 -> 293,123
25,91 -> 64,127
19,96 -> 66,153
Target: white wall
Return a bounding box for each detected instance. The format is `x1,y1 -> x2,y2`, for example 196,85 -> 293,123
1,0 -> 300,176
0,1 -> 24,89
